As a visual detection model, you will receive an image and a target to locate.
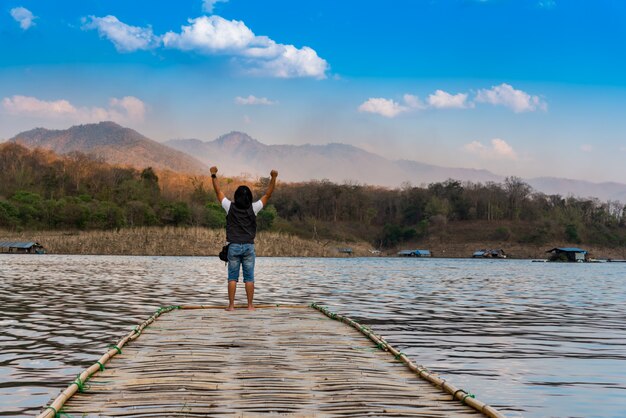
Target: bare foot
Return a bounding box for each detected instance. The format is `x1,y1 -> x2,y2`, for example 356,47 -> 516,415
247,305 -> 256,311
225,306 -> 235,311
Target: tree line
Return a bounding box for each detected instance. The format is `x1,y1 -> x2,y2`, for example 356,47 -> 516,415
1,142 -> 625,248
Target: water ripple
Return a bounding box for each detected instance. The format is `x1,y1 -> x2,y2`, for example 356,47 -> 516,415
1,255 -> 625,417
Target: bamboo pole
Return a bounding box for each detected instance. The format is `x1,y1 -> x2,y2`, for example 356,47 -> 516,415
310,303 -> 506,418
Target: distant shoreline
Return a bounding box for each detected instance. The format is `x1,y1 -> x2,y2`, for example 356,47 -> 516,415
0,227 -> 371,258
2,227 -> 625,260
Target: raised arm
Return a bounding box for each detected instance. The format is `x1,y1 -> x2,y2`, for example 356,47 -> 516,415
210,166 -> 225,202
260,170 -> 278,206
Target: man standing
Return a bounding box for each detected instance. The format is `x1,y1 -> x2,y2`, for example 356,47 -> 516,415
210,166 -> 278,311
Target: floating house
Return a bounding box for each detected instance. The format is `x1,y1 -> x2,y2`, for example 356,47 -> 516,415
472,249 -> 507,259
397,249 -> 432,257
546,247 -> 587,262
0,241 -> 45,254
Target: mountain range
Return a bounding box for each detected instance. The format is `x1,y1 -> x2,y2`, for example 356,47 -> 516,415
9,121 -> 207,174
164,132 -> 501,186
6,122 -> 626,202
165,133 -> 626,202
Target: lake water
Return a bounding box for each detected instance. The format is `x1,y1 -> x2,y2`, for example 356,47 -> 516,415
1,255 -> 625,417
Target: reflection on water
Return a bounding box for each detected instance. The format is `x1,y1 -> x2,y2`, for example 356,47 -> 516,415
1,255 -> 625,417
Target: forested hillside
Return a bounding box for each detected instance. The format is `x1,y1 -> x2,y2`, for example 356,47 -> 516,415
1,143 -> 625,250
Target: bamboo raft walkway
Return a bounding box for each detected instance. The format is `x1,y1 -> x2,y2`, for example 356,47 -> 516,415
39,304 -> 504,417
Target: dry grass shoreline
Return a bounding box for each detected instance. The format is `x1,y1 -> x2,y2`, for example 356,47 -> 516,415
1,227 -> 624,259
0,227 -> 374,257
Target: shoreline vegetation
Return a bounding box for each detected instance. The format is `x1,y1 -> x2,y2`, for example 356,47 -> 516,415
1,227 -> 625,259
1,143 -> 625,259
0,227 -> 373,257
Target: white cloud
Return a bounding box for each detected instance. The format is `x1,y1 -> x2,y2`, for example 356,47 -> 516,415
203,0 -> 228,13
2,96 -> 75,117
235,95 -> 276,105
464,138 -> 518,160
82,15 -> 160,53
475,83 -> 547,113
2,95 -> 147,124
243,42 -> 328,79
403,94 -> 425,109
83,14 -> 328,79
580,144 -> 593,152
358,98 -> 408,118
10,7 -> 36,30
162,16 -> 254,53
109,96 -> 146,121
427,90 -> 471,109
360,84 -> 547,117
163,16 -> 328,79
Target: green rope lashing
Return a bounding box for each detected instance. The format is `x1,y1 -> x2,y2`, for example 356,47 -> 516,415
155,305 -> 181,316
394,352 -> 405,360
71,374 -> 88,393
95,361 -> 105,371
132,326 -> 142,335
44,406 -> 58,417
108,344 -> 122,354
462,392 -> 476,404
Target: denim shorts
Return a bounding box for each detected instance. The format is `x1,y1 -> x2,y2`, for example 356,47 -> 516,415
227,243 -> 255,283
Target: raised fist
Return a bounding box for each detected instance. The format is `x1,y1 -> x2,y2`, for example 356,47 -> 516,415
270,169 -> 278,178
210,166 -> 218,175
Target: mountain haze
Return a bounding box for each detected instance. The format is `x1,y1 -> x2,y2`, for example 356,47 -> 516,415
167,132 -> 626,202
526,177 -> 626,203
9,122 -> 208,174
7,123 -> 626,202
165,132 -> 502,186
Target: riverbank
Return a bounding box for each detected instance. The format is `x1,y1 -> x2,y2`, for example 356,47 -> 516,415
1,227 -> 624,259
0,227 -> 374,257
415,240 -> 626,260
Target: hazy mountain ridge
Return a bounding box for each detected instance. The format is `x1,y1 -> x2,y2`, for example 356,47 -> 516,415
167,131 -> 626,202
8,123 -> 626,202
165,132 -> 503,186
10,122 -> 208,174
526,177 -> 626,203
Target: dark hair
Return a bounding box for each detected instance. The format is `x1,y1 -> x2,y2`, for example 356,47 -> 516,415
234,185 -> 253,209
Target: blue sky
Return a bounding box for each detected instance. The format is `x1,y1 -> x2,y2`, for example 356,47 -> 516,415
1,0 -> 625,183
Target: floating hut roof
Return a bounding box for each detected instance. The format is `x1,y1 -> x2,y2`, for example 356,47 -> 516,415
0,241 -> 41,248
397,249 -> 431,256
473,249 -> 506,257
546,247 -> 587,254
